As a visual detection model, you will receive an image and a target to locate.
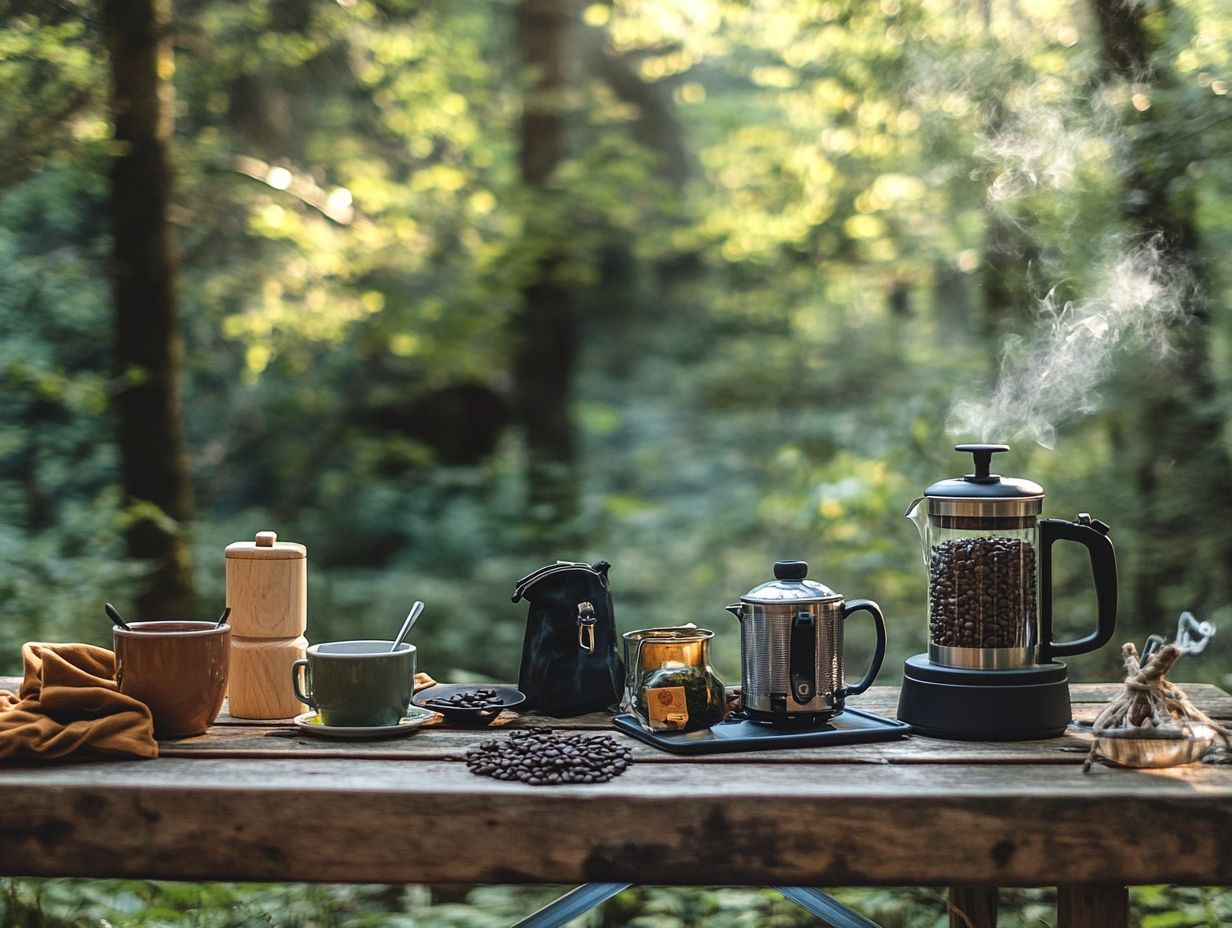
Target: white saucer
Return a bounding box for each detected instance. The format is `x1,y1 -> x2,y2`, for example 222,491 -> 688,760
293,706 -> 435,740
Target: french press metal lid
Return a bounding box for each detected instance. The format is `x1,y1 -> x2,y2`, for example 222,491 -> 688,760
921,443 -> 1043,518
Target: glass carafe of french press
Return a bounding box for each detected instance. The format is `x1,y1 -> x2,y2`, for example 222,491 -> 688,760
898,444 -> 1118,740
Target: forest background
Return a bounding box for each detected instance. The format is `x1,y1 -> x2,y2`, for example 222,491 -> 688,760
2,0 -> 1231,924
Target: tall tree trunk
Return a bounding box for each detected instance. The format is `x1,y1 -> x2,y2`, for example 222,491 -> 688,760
103,0 -> 195,616
1091,0 -> 1232,620
980,206 -> 1039,332
977,15 -> 1038,336
579,25 -> 689,190
514,0 -> 578,532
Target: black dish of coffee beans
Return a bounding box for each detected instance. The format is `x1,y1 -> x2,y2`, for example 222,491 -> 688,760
412,684 -> 526,726
928,535 -> 1037,649
465,728 -> 632,785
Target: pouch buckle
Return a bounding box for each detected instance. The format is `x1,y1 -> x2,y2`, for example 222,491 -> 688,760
577,601 -> 597,652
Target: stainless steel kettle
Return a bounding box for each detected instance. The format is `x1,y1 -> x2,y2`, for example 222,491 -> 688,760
725,560 -> 887,724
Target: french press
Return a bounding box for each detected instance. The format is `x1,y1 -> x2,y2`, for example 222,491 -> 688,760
897,444 -> 1118,739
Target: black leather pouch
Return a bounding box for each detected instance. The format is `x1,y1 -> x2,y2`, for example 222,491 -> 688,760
514,560 -> 623,717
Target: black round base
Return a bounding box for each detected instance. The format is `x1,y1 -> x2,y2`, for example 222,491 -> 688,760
897,655 -> 1072,741
743,704 -> 842,727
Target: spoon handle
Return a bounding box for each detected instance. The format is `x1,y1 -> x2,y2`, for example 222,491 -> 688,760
104,602 -> 131,632
215,606 -> 232,628
392,601 -> 425,651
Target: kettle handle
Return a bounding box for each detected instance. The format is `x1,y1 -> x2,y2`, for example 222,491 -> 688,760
837,599 -> 887,699
1038,515 -> 1117,662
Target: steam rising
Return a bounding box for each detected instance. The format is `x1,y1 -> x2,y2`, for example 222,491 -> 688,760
947,238 -> 1189,449
903,38 -> 1193,449
939,64 -> 1191,449
981,103 -> 1117,204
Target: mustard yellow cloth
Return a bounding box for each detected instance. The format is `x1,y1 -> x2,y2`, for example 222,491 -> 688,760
0,642 -> 158,760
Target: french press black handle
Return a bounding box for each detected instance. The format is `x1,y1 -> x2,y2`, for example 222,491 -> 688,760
1038,515 -> 1117,662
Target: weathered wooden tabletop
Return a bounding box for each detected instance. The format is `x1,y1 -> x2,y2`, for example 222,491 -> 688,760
1,681 -> 1229,915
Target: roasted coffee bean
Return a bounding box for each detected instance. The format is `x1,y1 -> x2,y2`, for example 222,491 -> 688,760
465,729 -> 633,785
927,536 -> 1037,650
430,687 -> 504,710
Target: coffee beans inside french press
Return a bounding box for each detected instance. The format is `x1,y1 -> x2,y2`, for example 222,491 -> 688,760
928,535 -> 1037,649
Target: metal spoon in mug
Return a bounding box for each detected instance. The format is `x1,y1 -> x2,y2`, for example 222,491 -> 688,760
104,602 -> 131,632
215,606 -> 231,628
391,601 -> 425,652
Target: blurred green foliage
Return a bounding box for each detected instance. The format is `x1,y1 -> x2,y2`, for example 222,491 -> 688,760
3,0 -> 1232,921
1,0 -> 1228,685
3,881 -> 1232,927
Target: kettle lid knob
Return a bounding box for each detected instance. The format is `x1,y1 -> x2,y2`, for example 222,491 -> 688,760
773,560 -> 808,581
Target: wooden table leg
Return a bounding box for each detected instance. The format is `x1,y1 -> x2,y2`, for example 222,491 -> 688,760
1056,884 -> 1128,928
949,886 -> 997,928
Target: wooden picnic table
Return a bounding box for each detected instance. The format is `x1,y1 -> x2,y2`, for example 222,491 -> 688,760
0,681 -> 1229,928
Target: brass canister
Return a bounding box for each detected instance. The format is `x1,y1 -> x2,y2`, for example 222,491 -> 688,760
624,626 -> 725,733
621,626 -> 701,709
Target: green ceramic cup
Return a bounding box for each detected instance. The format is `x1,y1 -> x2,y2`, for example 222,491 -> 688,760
291,640 -> 416,728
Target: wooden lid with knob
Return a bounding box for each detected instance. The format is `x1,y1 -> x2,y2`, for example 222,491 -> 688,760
225,531 -> 307,560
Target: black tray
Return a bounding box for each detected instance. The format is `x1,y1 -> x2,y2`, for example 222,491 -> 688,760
612,708 -> 910,755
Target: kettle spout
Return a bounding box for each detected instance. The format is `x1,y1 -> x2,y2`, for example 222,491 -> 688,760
724,603 -> 743,621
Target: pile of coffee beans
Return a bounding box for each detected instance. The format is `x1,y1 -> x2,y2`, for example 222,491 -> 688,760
928,536 -> 1037,648
430,687 -> 503,709
465,728 -> 632,785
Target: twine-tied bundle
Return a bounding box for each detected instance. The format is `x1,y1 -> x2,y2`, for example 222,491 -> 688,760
1083,642 -> 1230,772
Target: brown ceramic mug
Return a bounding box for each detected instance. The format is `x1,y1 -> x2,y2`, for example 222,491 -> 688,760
113,621 -> 231,738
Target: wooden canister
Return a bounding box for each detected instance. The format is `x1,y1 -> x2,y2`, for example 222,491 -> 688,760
225,531 -> 308,719
225,531 -> 307,639
228,635 -> 309,720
